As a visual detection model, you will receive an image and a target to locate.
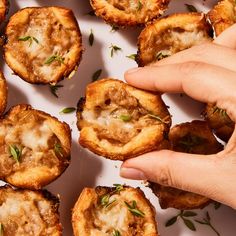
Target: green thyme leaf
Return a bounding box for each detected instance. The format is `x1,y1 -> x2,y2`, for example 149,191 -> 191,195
45,55 -> 64,65
185,4 -> 198,12
125,201 -> 145,217
183,219 -> 196,231
105,199 -> 117,208
178,134 -> 204,153
182,211 -> 198,217
120,115 -> 132,122
54,143 -> 63,157
18,36 -> 39,46
213,107 -> 227,117
214,202 -> 221,210
113,229 -> 121,236
9,145 -> 21,163
89,29 -> 94,46
126,54 -> 137,60
59,107 -> 76,114
156,52 -> 169,61
101,194 -> 110,206
110,44 -> 122,57
50,84 -> 63,98
113,184 -> 124,193
110,24 -> 119,32
137,0 -> 143,11
165,216 -> 178,227
92,69 -> 102,82
0,223 -> 3,236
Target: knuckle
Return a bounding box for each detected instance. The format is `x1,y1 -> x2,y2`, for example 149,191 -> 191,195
178,61 -> 204,76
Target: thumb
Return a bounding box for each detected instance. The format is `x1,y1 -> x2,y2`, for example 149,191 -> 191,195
120,150 -> 236,208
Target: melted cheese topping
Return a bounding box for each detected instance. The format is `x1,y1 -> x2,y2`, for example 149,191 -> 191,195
0,189 -> 60,235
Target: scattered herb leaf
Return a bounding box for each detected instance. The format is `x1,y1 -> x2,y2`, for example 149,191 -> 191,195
126,54 -> 137,61
92,69 -> 102,81
60,107 -> 76,114
178,135 -> 204,153
110,24 -> 119,32
113,229 -> 121,236
125,201 -> 145,217
120,114 -> 132,122
165,216 -> 178,227
182,211 -> 198,217
156,52 -> 169,61
183,218 -> 196,231
100,194 -> 116,208
50,84 -> 63,98
89,29 -> 94,46
110,44 -> 122,57
9,145 -> 21,163
86,10 -> 95,16
45,55 -> 64,65
195,211 -> 220,236
213,107 -> 227,117
113,184 -> 124,193
54,143 -> 63,157
137,0 -> 143,11
18,36 -> 39,46
185,4 -> 198,12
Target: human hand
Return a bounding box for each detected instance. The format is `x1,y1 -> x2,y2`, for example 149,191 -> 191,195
120,24 -> 236,209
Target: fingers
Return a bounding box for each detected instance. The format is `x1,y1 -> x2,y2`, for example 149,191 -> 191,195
120,150 -> 236,209
214,23 -> 236,48
153,43 -> 236,72
125,62 -> 236,105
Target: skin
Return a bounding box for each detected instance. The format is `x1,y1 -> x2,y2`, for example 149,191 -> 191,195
120,23 -> 236,209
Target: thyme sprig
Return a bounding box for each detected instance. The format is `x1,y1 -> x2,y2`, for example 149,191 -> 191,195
126,54 -> 137,61
59,107 -> 76,114
89,29 -> 94,46
18,36 -> 39,46
125,200 -> 145,217
92,69 -> 102,82
156,52 -> 170,61
166,210 -> 197,231
110,25 -> 119,32
109,44 -> 122,57
9,145 -> 22,163
50,84 -> 64,98
45,55 -> 64,65
195,211 -> 220,236
113,229 -> 121,236
213,107 -> 227,117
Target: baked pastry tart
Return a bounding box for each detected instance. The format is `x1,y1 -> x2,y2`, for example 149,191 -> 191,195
0,0 -> 9,23
72,185 -> 158,236
208,0 -> 236,36
150,120 -> 223,210
204,104 -> 234,142
4,7 -> 82,84
0,104 -> 71,189
137,13 -> 212,66
77,78 -> 171,161
0,185 -> 62,236
0,71 -> 7,116
90,0 -> 170,27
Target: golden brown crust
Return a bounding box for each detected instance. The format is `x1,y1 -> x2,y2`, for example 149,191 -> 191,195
0,185 -> 62,236
151,120 -> 223,210
90,0 -> 170,27
208,0 -> 236,36
204,104 -> 234,142
0,70 -> 7,116
77,78 -> 171,161
4,7 -> 82,84
0,0 -> 9,23
72,186 -> 158,236
0,104 -> 71,190
137,13 -> 213,66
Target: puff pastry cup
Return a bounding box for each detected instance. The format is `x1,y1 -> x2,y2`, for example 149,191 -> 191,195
208,0 -> 236,36
137,13 -> 213,66
4,7 -> 82,84
77,78 -> 171,161
0,0 -> 9,23
72,185 -> 158,236
204,104 -> 234,142
90,0 -> 170,27
0,71 -> 7,116
0,185 -> 62,236
150,120 -> 223,210
0,104 -> 71,190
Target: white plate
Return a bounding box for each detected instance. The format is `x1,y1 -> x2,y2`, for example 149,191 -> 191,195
1,0 -> 236,235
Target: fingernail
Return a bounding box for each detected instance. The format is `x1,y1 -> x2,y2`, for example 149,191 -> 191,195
126,67 -> 141,74
120,167 -> 147,180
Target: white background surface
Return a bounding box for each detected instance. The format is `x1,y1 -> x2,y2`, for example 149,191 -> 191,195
1,0 -> 236,235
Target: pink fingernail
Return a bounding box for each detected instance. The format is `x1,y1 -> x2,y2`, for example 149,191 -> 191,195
120,167 -> 147,180
126,67 -> 141,74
